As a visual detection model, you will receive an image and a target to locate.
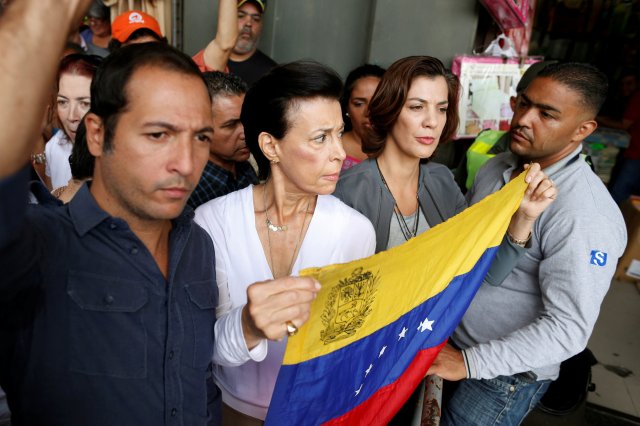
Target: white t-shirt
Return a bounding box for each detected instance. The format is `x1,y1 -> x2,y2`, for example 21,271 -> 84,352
44,130 -> 73,191
195,185 -> 376,420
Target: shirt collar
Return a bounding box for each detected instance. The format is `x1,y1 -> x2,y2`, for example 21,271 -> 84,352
53,129 -> 71,146
543,144 -> 583,176
207,160 -> 256,180
69,182 -> 196,236
69,183 -> 111,236
501,144 -> 583,183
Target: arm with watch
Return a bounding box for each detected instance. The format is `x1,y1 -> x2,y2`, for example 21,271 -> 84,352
425,163 -> 557,381
481,162 -> 557,287
31,135 -> 47,186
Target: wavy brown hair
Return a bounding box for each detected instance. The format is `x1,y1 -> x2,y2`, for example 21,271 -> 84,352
363,56 -> 460,158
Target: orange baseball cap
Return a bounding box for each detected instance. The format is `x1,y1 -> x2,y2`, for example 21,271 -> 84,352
112,10 -> 163,43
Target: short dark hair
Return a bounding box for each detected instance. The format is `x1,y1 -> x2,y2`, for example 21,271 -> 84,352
364,56 -> 460,157
107,29 -> 167,52
70,120 -> 95,179
90,42 -> 207,151
241,60 -> 343,180
536,62 -> 608,116
340,64 -> 386,131
202,71 -> 248,101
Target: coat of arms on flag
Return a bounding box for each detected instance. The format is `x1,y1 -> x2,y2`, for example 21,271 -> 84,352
321,267 -> 378,345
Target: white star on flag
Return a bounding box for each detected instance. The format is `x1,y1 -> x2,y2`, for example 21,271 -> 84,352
355,384 -> 363,396
418,317 -> 434,332
378,346 -> 387,358
398,326 -> 408,341
365,364 -> 373,377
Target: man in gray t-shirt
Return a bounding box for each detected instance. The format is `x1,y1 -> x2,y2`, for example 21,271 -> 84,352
428,63 -> 627,426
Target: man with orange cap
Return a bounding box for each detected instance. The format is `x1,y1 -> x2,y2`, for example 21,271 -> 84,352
109,9 -> 164,49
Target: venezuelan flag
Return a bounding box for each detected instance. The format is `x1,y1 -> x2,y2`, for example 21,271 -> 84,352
265,173 -> 528,425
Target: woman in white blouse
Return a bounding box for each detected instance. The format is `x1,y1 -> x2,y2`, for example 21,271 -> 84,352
44,53 -> 101,190
194,61 -> 376,425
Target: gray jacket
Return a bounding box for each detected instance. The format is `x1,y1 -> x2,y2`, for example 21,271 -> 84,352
335,159 -> 466,252
334,158 -> 523,285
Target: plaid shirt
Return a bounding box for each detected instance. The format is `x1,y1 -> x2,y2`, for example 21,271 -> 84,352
188,161 -> 258,209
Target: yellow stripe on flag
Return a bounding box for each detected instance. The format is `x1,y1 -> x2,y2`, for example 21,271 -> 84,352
283,172 -> 527,365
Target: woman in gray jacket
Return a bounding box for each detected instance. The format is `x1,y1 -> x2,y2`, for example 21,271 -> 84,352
334,56 -> 555,256
333,53 -> 557,425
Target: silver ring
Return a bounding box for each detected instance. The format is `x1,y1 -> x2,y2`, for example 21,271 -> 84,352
286,321 -> 298,337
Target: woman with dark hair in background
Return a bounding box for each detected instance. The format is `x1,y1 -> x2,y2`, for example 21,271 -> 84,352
44,53 -> 101,190
340,64 -> 385,171
334,54 -> 557,423
194,61 -> 376,425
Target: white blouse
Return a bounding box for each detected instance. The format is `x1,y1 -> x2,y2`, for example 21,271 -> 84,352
195,185 -> 376,420
44,130 -> 73,191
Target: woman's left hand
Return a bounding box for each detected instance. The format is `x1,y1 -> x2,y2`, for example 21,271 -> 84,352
508,163 -> 557,240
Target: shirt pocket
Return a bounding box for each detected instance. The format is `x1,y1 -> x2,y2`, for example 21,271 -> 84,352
184,280 -> 217,369
66,270 -> 148,378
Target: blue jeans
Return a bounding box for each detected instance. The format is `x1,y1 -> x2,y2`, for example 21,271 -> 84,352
441,374 -> 550,426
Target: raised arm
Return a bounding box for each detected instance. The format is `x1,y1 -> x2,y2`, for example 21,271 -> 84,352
0,0 -> 91,178
201,0 -> 238,71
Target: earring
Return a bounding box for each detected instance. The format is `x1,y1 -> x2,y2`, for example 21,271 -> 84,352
345,112 -> 350,117
270,159 -> 278,164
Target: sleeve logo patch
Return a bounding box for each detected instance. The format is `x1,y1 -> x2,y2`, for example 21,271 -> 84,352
590,250 -> 608,266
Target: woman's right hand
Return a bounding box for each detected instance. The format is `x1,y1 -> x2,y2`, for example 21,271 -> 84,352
241,276 -> 321,348
508,163 -> 557,240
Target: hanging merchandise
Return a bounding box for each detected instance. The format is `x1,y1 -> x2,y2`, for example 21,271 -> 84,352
505,0 -> 537,57
479,0 -> 530,31
483,33 -> 518,58
452,56 -> 541,138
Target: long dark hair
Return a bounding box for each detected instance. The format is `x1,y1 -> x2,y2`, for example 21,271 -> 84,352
340,64 -> 385,132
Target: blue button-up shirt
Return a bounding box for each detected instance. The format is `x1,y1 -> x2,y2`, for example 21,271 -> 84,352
0,168 -> 220,425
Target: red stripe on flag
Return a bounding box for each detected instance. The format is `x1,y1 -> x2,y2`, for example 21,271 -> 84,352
322,340 -> 447,426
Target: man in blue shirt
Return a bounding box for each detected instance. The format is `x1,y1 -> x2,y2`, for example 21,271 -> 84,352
0,9 -> 319,424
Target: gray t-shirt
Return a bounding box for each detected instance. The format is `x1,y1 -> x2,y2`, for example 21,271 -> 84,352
454,147 -> 627,381
386,208 -> 430,250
